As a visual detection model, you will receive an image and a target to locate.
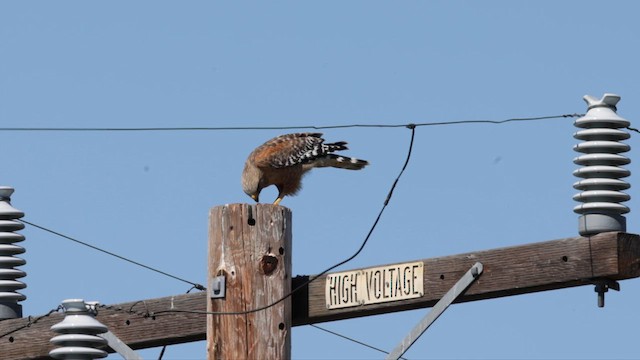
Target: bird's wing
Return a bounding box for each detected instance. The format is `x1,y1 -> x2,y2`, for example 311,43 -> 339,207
252,133 -> 326,168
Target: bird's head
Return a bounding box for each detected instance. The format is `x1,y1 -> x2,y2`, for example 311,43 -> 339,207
241,162 -> 263,203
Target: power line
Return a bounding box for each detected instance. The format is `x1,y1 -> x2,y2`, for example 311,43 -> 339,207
153,124 -> 418,317
0,306 -> 62,340
20,220 -> 206,291
310,324 -> 409,360
7,124 -> 414,324
0,112 -> 593,346
6,112 -> 586,321
0,113 -> 582,133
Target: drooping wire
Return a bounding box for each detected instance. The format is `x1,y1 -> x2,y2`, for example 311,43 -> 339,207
0,306 -> 63,340
0,113 -> 586,344
7,113 -> 582,320
0,125 -> 413,323
309,324 -> 409,360
0,113 -> 581,132
20,219 -> 206,291
153,124 -> 417,317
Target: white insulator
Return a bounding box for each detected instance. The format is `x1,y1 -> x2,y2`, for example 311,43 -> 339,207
50,299 -> 108,360
573,128 -> 630,141
0,186 -> 26,320
573,165 -> 630,179
573,94 -> 631,236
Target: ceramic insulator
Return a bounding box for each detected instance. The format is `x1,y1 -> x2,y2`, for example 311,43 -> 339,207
49,299 -> 108,360
573,93 -> 631,236
0,186 -> 26,320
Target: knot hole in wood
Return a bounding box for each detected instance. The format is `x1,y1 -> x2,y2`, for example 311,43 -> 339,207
260,254 -> 279,275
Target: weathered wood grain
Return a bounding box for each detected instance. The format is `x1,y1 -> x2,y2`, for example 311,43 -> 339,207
301,231 -> 640,324
207,204 -> 292,360
2,231 -> 638,360
0,292 -> 207,360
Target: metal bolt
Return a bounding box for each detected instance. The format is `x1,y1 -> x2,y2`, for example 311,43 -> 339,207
593,279 -> 619,308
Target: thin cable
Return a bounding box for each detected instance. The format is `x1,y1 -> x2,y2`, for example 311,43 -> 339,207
158,346 -> 167,360
413,113 -> 582,126
0,113 -> 581,132
0,306 -> 63,340
308,124 -> 415,273
20,220 -> 206,291
154,124 -> 417,317
310,324 -> 409,360
627,126 -> 639,134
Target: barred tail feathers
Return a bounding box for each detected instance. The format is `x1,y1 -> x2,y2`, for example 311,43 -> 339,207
311,154 -> 369,170
322,141 -> 349,153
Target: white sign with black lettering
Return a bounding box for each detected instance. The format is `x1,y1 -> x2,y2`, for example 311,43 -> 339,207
325,261 -> 424,309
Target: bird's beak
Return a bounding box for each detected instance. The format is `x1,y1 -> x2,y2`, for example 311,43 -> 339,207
251,194 -> 259,202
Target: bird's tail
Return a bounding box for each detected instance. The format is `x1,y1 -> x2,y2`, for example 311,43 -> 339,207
322,141 -> 349,153
313,154 -> 369,170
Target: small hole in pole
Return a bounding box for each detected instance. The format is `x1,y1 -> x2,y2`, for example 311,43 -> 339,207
279,322 -> 285,330
279,247 -> 285,255
562,256 -> 568,262
440,274 -> 445,280
9,336 -> 14,343
247,206 -> 256,226
126,320 -> 131,326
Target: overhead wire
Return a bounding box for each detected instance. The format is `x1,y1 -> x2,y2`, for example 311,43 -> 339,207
3,112 -> 584,323
12,112 -> 582,319
309,324 -> 409,360
0,306 -> 63,340
0,123 -> 410,340
0,113 -> 581,132
150,112 -> 579,317
152,124 -> 418,317
20,220 -> 206,291
0,112 -> 585,346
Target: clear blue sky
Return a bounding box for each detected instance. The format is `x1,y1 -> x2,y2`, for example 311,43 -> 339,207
2,1 -> 639,359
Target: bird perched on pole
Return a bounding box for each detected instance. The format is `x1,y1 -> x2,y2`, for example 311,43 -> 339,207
242,133 -> 369,205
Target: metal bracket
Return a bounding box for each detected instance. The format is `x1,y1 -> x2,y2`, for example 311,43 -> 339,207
210,275 -> 226,299
386,262 -> 484,360
99,331 -> 143,360
593,279 -> 619,308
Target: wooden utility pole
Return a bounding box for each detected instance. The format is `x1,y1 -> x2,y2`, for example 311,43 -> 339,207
207,204 -> 292,360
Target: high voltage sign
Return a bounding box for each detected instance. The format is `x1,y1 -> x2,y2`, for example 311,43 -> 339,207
325,261 -> 424,309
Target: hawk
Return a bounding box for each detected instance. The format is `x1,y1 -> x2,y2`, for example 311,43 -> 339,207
242,133 -> 369,205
